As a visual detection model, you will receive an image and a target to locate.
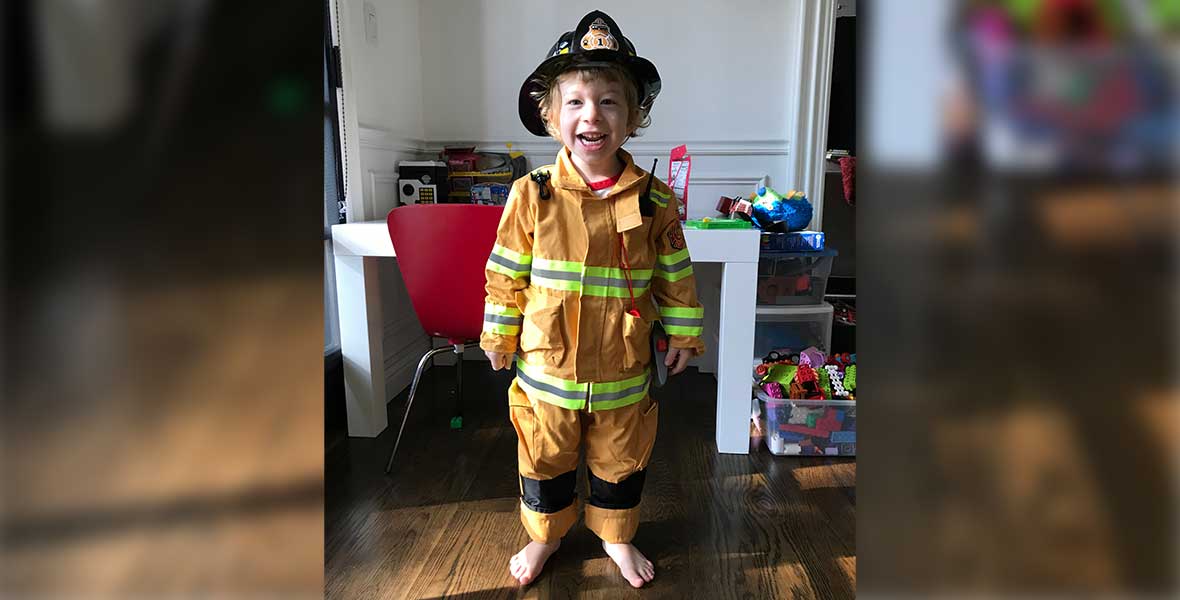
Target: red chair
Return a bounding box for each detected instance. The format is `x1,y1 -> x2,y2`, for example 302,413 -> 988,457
384,204 -> 504,473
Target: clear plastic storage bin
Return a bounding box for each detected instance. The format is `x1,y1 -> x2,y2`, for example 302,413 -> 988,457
756,248 -> 837,305
753,303 -> 834,359
754,388 -> 856,456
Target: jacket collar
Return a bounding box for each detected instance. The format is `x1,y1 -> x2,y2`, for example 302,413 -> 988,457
552,147 -> 649,195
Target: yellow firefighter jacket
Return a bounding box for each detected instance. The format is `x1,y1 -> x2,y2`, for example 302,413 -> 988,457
480,148 -> 706,411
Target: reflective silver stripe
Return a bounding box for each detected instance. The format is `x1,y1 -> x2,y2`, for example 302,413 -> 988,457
531,268 -> 581,281
582,275 -> 651,288
657,258 -> 692,273
661,317 -> 703,327
516,369 -> 588,401
588,381 -> 649,403
484,314 -> 523,325
488,253 -> 531,273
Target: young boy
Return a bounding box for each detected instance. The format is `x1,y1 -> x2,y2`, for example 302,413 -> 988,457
480,11 -> 705,589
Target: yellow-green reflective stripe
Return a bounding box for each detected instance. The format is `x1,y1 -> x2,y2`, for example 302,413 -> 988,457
487,260 -> 530,279
589,390 -> 647,410
532,256 -> 582,292
484,322 -> 520,335
582,266 -> 651,296
492,244 -> 531,265
582,278 -> 651,290
661,316 -> 701,327
658,306 -> 703,319
660,304 -> 704,336
582,284 -> 649,298
583,266 -> 654,279
533,280 -> 652,297
515,358 -> 587,392
589,370 -> 650,410
590,370 -> 649,393
649,189 -> 671,207
653,267 -> 693,282
654,248 -> 693,281
528,260 -> 660,297
663,324 -> 703,336
532,275 -> 582,292
657,248 -> 690,265
484,314 -> 522,326
485,303 -> 521,317
516,376 -> 584,409
533,257 -> 581,273
483,303 -> 523,334
515,358 -> 650,411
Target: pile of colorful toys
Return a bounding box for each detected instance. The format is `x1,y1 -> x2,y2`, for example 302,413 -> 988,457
752,346 -> 857,456
754,346 -> 856,401
716,183 -> 814,233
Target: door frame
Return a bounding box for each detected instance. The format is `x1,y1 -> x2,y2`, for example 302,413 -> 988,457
788,0 -> 839,231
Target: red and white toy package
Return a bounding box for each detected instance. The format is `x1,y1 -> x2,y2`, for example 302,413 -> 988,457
667,144 -> 691,221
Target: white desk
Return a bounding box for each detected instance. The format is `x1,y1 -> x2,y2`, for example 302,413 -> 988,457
331,220 -> 759,454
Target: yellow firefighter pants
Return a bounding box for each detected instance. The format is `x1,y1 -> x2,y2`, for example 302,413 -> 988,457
508,379 -> 659,544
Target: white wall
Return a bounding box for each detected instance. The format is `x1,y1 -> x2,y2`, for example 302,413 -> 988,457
419,0 -> 796,142
345,0 -> 423,138
335,0 -> 431,396
338,0 -> 425,220
416,0 -> 800,220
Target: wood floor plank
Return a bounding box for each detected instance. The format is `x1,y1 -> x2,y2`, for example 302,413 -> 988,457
399,497 -> 529,600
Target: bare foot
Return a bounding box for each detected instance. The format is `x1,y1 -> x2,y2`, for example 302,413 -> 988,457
508,540 -> 560,585
602,541 -> 655,588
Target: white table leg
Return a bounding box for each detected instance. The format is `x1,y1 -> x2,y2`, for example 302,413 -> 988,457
335,254 -> 388,438
715,261 -> 758,454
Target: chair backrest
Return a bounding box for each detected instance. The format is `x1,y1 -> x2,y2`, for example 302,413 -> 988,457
387,204 -> 504,344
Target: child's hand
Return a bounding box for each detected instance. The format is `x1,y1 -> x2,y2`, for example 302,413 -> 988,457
485,351 -> 512,371
664,347 -> 695,376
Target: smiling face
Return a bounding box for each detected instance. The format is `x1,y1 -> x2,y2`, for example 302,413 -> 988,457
541,68 -> 642,180
553,74 -> 630,177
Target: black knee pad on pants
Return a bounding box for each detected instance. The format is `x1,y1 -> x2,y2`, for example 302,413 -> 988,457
587,468 -> 646,510
520,469 -> 577,513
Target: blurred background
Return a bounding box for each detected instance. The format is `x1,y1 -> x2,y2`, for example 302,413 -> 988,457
1,0 -> 1176,597
2,1 -> 323,597
859,0 -> 1177,596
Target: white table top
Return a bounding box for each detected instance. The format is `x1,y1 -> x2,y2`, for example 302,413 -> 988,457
331,220 -> 760,263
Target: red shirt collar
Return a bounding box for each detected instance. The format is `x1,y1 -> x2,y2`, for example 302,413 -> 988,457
586,173 -> 621,191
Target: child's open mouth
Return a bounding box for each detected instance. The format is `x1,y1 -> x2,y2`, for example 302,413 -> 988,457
577,133 -> 608,150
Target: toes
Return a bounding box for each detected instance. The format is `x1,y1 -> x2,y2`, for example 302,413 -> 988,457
626,575 -> 645,588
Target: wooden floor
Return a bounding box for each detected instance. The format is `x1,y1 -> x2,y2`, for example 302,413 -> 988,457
3,276 -> 325,596
326,363 -> 856,600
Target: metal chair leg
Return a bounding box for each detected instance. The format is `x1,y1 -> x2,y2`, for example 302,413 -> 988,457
385,346 -> 453,474
451,343 -> 464,429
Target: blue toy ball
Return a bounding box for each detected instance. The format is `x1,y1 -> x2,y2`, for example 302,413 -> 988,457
751,198 -> 813,232
750,185 -> 814,232
780,199 -> 813,231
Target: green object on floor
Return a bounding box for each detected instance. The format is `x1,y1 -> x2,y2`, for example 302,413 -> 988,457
450,416 -> 463,429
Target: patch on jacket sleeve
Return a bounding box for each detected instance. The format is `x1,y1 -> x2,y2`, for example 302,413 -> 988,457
666,226 -> 686,250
